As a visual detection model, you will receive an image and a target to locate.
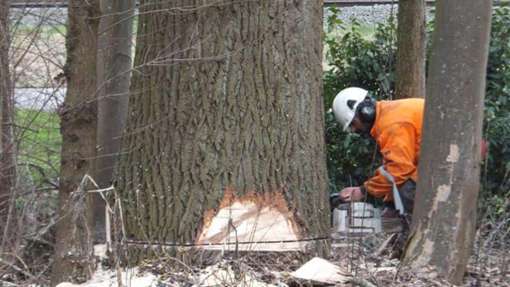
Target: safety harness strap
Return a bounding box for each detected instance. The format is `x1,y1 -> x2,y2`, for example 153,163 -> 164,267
378,166 -> 405,215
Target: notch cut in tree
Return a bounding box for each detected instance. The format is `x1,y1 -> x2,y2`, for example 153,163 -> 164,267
196,188 -> 305,251
116,0 -> 329,260
403,0 -> 492,284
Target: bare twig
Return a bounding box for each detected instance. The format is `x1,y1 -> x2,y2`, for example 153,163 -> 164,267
350,277 -> 378,287
0,257 -> 49,285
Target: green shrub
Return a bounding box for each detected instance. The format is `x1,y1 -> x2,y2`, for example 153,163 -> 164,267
483,5 -> 510,197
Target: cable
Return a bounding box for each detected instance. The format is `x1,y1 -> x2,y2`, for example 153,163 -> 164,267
121,236 -> 331,248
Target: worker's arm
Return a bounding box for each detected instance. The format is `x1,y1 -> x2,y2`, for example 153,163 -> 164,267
364,123 -> 418,201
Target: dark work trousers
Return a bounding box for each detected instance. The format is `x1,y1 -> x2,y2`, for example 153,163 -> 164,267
384,179 -> 416,216
399,179 -> 416,215
384,179 -> 416,258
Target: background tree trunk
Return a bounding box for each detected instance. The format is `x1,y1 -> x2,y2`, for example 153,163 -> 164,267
51,0 -> 100,284
93,0 -> 134,242
403,0 -> 492,284
0,0 -> 18,261
394,0 -> 426,99
117,0 -> 329,258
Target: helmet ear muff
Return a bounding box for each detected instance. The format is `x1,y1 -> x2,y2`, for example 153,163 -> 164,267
357,97 -> 376,124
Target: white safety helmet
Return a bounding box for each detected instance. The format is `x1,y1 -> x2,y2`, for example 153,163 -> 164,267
332,87 -> 369,131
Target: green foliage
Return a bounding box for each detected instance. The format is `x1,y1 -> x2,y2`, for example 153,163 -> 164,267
13,24 -> 66,37
483,5 -> 510,197
324,6 -> 510,200
324,15 -> 397,100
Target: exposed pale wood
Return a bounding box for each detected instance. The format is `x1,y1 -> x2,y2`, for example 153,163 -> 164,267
197,198 -> 305,252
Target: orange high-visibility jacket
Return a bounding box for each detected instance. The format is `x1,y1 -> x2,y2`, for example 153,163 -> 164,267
363,98 -> 424,202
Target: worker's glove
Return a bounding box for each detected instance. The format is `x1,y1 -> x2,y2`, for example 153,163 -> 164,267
339,186 -> 365,202
330,186 -> 366,209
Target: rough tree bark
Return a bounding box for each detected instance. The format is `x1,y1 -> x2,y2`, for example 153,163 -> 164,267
51,0 -> 100,284
93,0 -> 134,242
394,0 -> 426,99
116,0 -> 329,258
403,0 -> 492,284
0,0 -> 18,260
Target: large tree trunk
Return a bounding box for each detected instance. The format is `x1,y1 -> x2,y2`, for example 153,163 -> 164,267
394,0 -> 426,99
51,0 -> 100,284
0,0 -> 17,261
403,0 -> 492,284
117,0 -> 329,259
93,0 -> 134,242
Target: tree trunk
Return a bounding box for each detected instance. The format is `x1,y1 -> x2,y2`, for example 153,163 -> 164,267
93,0 -> 134,242
403,0 -> 492,284
51,0 -> 100,284
116,0 -> 329,259
0,0 -> 18,261
394,0 -> 426,99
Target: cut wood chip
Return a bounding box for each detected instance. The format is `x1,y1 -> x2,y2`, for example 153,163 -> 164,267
290,257 -> 351,285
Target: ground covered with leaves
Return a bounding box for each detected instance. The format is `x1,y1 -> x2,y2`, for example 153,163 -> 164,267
1,209 -> 509,287
44,230 -> 508,286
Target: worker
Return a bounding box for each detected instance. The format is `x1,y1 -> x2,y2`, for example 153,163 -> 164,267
330,87 -> 488,258
331,87 -> 424,219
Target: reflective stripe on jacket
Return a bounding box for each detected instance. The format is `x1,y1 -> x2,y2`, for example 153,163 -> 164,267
363,98 -> 424,202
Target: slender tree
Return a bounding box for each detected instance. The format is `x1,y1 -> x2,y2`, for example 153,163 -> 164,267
403,0 -> 492,284
116,0 -> 329,259
93,0 -> 134,242
51,0 -> 100,284
394,0 -> 426,99
0,0 -> 17,260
